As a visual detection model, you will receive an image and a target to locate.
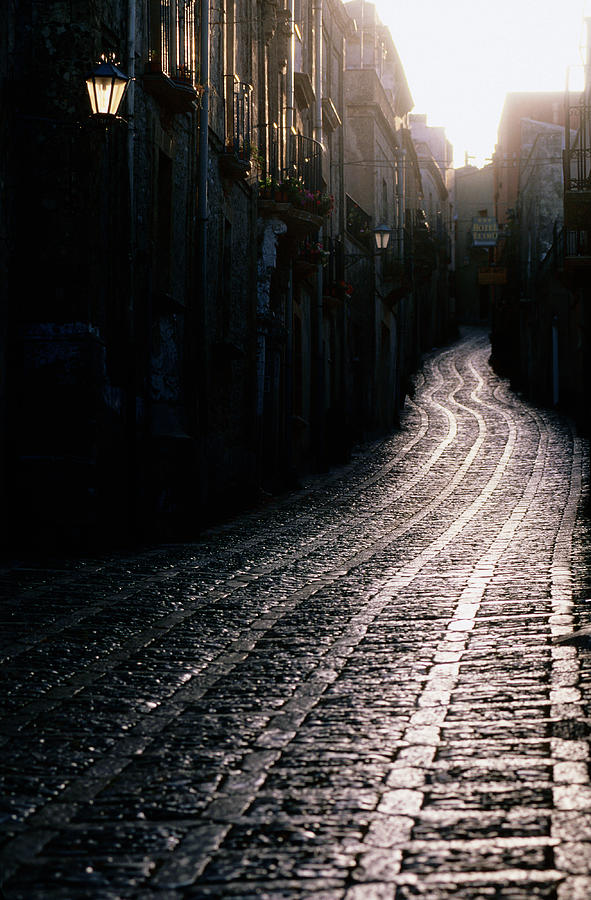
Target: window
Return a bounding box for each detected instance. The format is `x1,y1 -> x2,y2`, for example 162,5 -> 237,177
225,79 -> 252,159
149,0 -> 198,85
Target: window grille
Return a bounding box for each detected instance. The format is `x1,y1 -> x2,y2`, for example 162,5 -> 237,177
149,0 -> 198,85
226,81 -> 252,159
266,125 -> 322,192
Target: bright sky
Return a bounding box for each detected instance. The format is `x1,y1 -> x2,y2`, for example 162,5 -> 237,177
374,0 -> 590,170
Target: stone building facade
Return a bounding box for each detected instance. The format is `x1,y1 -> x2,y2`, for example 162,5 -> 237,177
453,163 -> 495,324
342,1 -> 450,435
409,113 -> 455,347
518,118 -> 564,297
489,77 -> 591,433
1,0 -> 455,547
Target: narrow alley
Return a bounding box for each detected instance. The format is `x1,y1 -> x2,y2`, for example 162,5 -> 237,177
1,327 -> 591,899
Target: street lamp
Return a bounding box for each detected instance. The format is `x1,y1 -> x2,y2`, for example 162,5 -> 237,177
374,223 -> 392,251
345,224 -> 393,267
86,58 -> 130,117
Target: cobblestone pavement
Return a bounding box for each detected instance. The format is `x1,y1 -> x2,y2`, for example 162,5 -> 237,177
1,327 -> 591,900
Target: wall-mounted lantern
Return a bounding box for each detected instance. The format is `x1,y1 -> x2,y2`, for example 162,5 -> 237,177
374,224 -> 392,251
344,224 -> 395,269
86,59 -> 130,117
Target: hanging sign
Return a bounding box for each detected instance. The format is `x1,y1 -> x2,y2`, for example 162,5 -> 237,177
472,217 -> 498,246
478,267 -> 506,285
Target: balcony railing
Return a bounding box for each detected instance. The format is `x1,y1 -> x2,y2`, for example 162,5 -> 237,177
225,79 -> 252,160
322,236 -> 345,293
563,228 -> 591,271
564,101 -> 591,192
287,132 -> 323,193
144,0 -> 198,111
345,195 -> 373,250
265,125 -> 323,194
565,228 -> 590,257
564,97 -> 591,230
564,147 -> 591,192
149,0 -> 198,85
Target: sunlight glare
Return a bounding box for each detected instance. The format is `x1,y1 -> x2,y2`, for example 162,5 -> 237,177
372,0 -> 589,168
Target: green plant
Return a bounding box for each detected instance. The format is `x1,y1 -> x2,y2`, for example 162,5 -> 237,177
258,174 -> 279,197
314,191 -> 334,217
299,238 -> 330,265
281,176 -> 307,202
250,145 -> 265,169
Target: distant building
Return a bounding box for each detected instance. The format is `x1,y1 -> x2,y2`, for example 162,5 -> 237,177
491,92 -> 570,385
494,92 -> 566,228
518,118 -> 564,297
561,22 -> 591,432
488,59 -> 591,433
344,0 -> 415,432
409,114 -> 455,342
453,164 -> 495,323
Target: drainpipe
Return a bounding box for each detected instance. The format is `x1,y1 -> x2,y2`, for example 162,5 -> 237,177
397,144 -> 406,261
552,315 -> 559,407
286,0 -> 295,136
313,0 -> 325,469
313,0 -> 323,146
126,0 -> 137,531
359,0 -> 364,69
399,145 -> 407,257
285,0 -> 295,477
197,0 -> 210,504
127,1 -> 135,230
285,264 -> 294,478
198,0 -> 209,276
170,0 -> 178,74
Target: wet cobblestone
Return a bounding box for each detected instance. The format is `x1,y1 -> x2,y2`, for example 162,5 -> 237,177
1,327 -> 590,898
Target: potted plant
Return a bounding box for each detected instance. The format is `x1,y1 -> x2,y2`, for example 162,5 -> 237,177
299,239 -> 330,266
258,175 -> 279,199
314,191 -> 334,217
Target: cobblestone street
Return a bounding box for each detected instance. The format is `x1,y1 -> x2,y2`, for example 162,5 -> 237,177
1,327 -> 591,899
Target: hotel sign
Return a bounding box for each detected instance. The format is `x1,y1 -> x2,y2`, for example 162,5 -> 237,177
472,216 -> 499,246
478,267 -> 507,285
